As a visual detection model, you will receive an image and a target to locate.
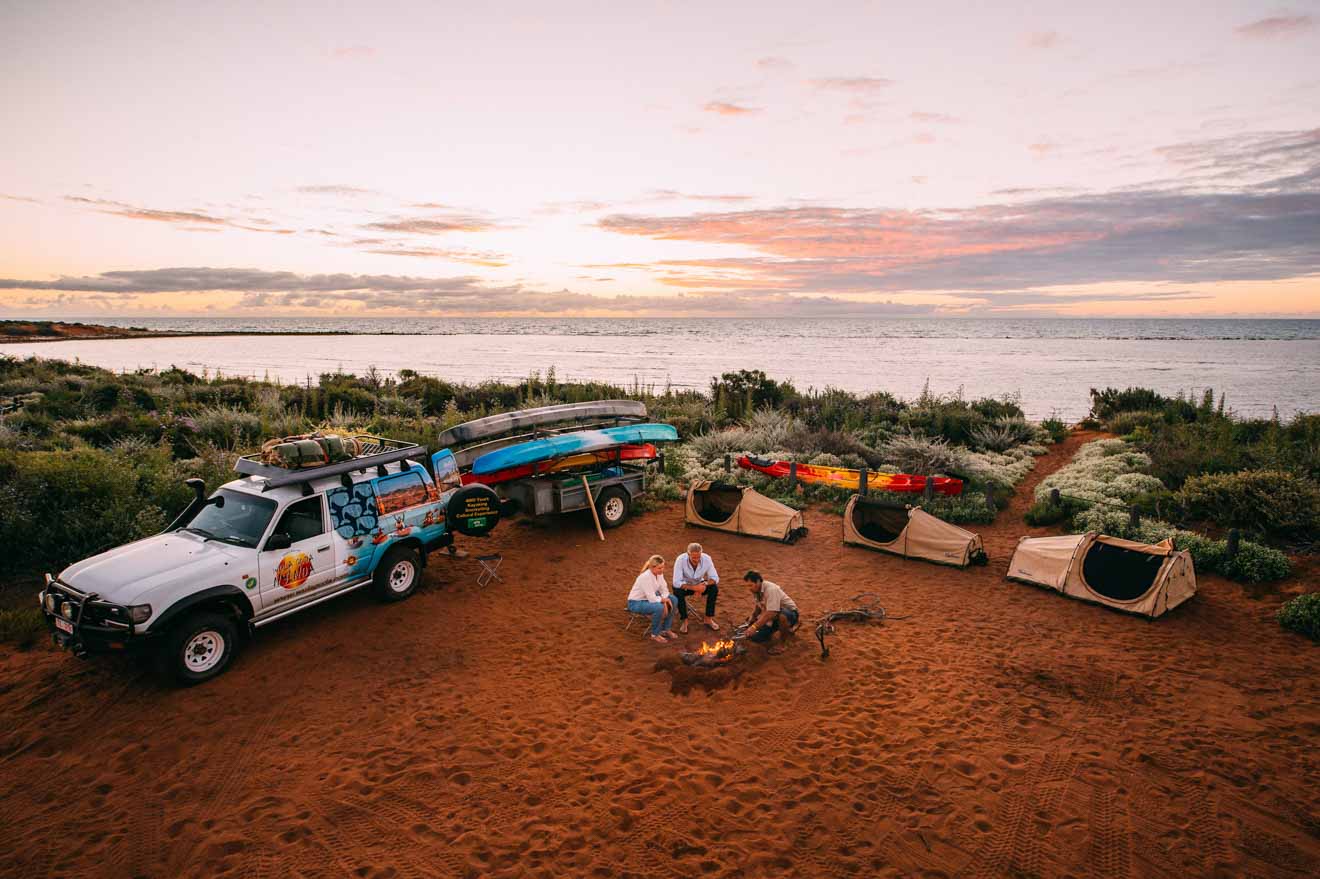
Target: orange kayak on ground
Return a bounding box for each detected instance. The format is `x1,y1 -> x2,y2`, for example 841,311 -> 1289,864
737,455 -> 963,496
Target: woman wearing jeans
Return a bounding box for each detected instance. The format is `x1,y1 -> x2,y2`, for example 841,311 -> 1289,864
627,554 -> 677,644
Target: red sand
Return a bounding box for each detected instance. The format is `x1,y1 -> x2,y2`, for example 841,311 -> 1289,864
1,432 -> 1317,878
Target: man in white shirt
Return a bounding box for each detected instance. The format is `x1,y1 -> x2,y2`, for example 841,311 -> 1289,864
672,542 -> 720,634
741,570 -> 799,652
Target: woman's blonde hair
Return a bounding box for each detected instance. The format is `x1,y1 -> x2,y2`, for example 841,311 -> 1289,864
640,554 -> 665,573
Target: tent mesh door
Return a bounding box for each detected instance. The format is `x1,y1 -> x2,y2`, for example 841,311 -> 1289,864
1080,541 -> 1163,601
693,484 -> 743,524
851,502 -> 908,544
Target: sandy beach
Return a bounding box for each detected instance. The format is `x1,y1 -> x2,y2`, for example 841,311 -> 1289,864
1,432 -> 1317,878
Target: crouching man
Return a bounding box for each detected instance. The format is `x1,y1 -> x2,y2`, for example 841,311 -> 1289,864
741,570 -> 799,653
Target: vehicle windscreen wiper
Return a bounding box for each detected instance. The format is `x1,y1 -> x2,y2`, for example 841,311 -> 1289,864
182,526 -> 216,542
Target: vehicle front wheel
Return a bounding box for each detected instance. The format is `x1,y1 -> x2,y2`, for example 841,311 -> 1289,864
162,611 -> 238,686
596,486 -> 631,529
374,545 -> 421,602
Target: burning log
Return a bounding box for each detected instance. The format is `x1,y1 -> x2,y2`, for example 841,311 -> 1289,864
679,639 -> 745,668
815,593 -> 891,659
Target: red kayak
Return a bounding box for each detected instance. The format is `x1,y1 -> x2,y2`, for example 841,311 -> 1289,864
462,444 -> 659,486
737,455 -> 963,496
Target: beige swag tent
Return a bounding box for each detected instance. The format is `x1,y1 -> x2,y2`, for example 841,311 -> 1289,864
685,482 -> 807,543
1007,532 -> 1196,618
842,496 -> 987,567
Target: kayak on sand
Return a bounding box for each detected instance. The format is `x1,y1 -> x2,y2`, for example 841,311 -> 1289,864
737,455 -> 963,496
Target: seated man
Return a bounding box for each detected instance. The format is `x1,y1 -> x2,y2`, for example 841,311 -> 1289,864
672,542 -> 720,633
741,570 -> 799,652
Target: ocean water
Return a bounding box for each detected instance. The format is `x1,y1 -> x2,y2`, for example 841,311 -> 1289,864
3,317 -> 1317,420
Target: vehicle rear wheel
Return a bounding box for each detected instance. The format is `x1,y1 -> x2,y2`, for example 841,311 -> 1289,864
374,545 -> 421,602
596,486 -> 631,529
162,610 -> 238,686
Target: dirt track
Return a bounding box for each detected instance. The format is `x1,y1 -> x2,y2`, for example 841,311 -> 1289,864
2,432 -> 1317,878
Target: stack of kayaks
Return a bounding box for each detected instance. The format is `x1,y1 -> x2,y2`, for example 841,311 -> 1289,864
461,443 -> 659,485
737,455 -> 963,496
464,424 -> 679,485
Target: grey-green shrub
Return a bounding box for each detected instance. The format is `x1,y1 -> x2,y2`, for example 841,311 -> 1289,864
1177,469 -> 1320,544
1277,593 -> 1320,641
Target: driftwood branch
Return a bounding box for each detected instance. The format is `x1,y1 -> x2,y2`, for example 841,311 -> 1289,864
815,593 -> 889,659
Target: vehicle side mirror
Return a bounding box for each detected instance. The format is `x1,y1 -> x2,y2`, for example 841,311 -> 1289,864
207,494 -> 225,508
264,532 -> 292,551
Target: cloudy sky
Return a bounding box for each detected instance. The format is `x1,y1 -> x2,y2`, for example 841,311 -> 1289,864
2,0 -> 1318,318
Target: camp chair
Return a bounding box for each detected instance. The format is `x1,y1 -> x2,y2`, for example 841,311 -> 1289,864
475,554 -> 503,588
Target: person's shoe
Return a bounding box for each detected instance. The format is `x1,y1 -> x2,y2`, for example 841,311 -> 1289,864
705,618 -> 720,631
650,635 -> 669,644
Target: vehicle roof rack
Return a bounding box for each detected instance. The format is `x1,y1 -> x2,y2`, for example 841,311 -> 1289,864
234,435 -> 424,491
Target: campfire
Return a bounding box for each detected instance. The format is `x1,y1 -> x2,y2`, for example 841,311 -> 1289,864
680,639 -> 744,668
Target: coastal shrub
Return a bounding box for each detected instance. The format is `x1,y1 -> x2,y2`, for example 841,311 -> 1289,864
1040,416 -> 1068,444
1177,469 -> 1320,545
970,417 -> 1036,452
0,607 -> 46,650
710,370 -> 794,417
960,445 -> 1045,491
0,446 -> 195,574
189,405 -> 262,450
879,434 -> 967,476
854,489 -> 997,525
62,413 -> 165,447
1276,593 -> 1320,642
1024,496 -> 1087,527
1034,439 -> 1159,507
1106,410 -> 1166,436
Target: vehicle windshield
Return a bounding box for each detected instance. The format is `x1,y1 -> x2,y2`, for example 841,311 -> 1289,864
184,489 -> 277,548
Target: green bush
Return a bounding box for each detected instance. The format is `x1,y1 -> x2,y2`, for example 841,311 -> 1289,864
0,606 -> 47,650
0,446 -> 195,575
1040,417 -> 1068,444
1277,593 -> 1320,641
1024,496 -> 1085,526
1177,469 -> 1320,544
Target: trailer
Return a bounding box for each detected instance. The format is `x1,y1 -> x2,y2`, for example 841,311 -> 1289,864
437,402 -> 677,529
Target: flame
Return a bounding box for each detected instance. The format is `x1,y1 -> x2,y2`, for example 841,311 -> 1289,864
697,639 -> 735,656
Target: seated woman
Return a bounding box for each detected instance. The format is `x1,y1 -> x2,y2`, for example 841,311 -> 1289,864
627,554 -> 677,644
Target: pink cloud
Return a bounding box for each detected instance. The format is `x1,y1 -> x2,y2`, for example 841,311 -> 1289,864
910,111 -> 960,124
703,101 -> 761,116
1235,15 -> 1312,38
809,77 -> 894,93
332,45 -> 376,59
1025,30 -> 1061,49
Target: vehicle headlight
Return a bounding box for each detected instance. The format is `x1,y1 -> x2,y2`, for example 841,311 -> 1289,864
128,604 -> 152,624
43,593 -> 56,613
61,603 -> 76,620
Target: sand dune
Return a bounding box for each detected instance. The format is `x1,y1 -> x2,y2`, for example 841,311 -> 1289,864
1,433 -> 1317,878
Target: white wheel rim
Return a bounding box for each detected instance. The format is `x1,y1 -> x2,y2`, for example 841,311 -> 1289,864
389,560 -> 416,592
184,630 -> 225,673
604,497 -> 625,522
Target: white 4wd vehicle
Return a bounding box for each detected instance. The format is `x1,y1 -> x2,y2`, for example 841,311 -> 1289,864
39,437 -> 500,684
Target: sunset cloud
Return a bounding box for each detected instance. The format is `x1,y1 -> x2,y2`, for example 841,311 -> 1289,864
809,77 -> 894,93
62,196 -> 294,234
910,111 -> 960,124
703,101 -> 760,116
1025,30 -> 1061,49
296,184 -> 377,196
597,129 -> 1320,295
362,216 -> 496,234
1235,15 -> 1312,39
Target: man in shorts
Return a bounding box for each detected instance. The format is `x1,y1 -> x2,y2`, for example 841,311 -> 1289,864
740,570 -> 799,653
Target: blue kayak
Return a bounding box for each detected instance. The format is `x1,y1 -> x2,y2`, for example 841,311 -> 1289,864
471,424 -> 678,475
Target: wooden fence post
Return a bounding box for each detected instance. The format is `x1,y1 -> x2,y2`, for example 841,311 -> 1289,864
984,483 -> 996,511
859,467 -> 868,497
788,461 -> 798,492
923,476 -> 934,503
723,453 -> 731,473
1128,507 -> 1140,530
1050,488 -> 1061,506
1227,528 -> 1240,559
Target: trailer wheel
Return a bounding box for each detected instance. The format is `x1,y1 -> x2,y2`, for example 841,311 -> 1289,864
597,487 -> 631,529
